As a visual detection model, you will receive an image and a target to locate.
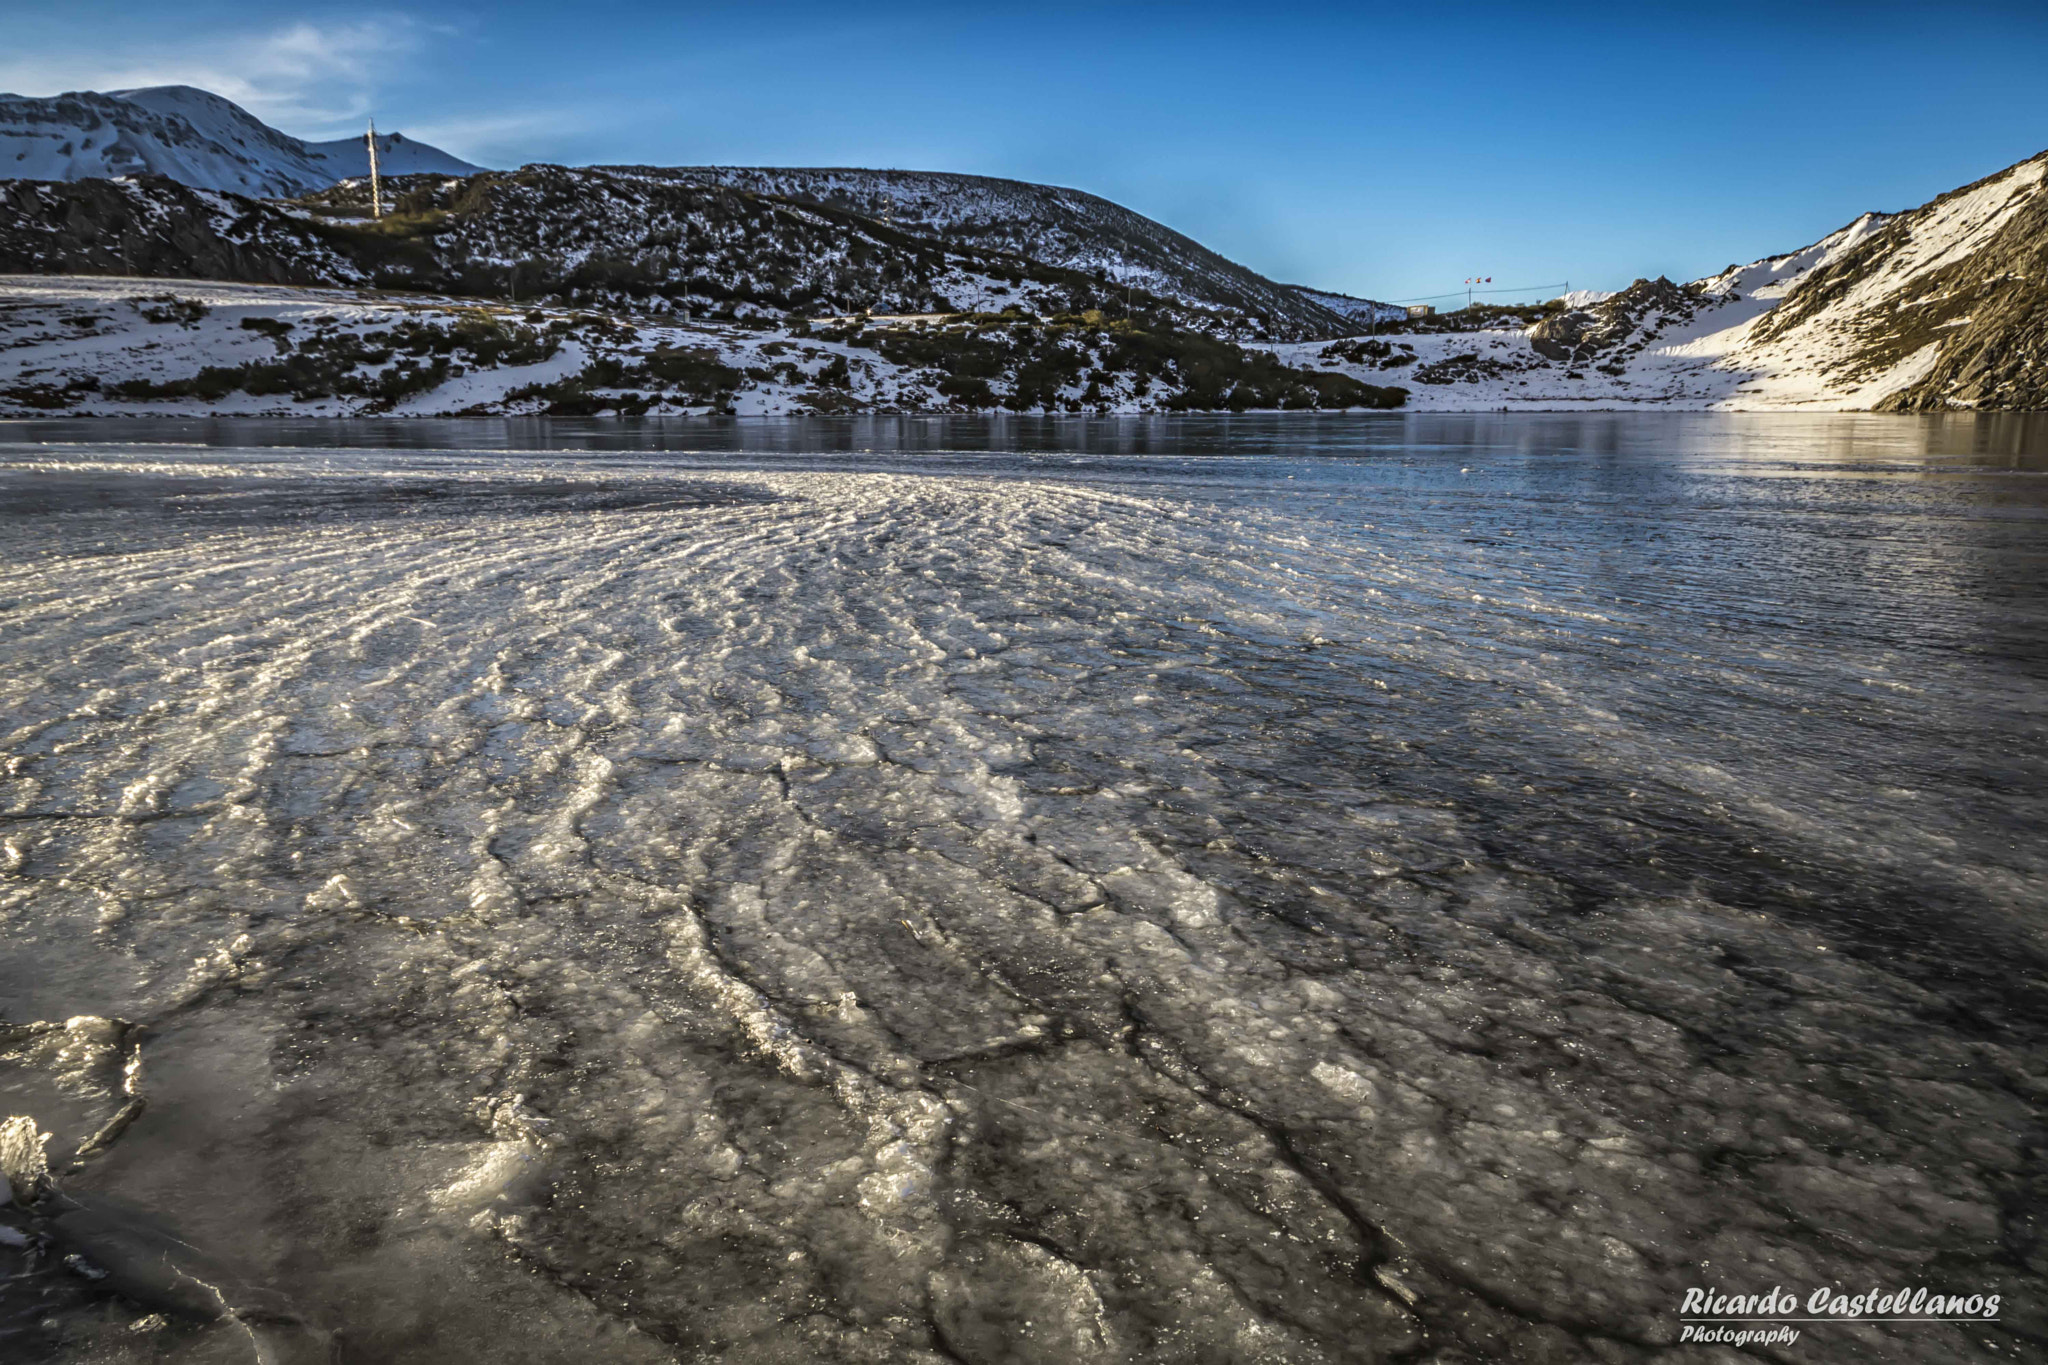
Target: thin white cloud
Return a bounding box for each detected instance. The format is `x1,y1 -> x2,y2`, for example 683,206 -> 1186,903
0,17 -> 431,136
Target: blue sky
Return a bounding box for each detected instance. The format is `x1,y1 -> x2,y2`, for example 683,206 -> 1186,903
7,2 -> 2045,301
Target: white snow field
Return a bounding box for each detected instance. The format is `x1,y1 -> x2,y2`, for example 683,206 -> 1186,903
0,418 -> 2044,1362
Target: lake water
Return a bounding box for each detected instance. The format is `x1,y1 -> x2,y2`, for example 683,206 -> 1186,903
2,413 -> 2044,1363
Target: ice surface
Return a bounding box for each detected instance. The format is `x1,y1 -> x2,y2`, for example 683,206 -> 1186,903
0,415 -> 2043,1362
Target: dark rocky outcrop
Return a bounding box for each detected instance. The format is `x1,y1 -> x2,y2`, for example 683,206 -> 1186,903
1528,276 -> 1700,364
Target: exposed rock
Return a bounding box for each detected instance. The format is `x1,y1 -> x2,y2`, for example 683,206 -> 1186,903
1528,276 -> 1700,363
1865,157 -> 2048,411
1411,350 -> 1522,384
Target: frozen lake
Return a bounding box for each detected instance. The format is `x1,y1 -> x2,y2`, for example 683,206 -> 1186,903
2,413 -> 2044,1363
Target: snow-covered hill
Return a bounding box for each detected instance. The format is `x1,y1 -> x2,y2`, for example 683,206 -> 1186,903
1275,149 -> 2048,411
625,167 -> 1380,341
0,86 -> 478,198
1733,155 -> 2048,411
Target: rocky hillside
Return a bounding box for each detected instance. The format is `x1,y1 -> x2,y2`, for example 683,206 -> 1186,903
0,85 -> 478,197
0,163 -> 1413,416
623,167 -> 1371,341
1545,148 -> 2047,409
1750,154 -> 2048,411
1274,147 -> 2048,411
0,166 -> 1328,342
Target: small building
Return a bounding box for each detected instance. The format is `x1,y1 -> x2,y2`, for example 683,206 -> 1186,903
1406,304 -> 1436,319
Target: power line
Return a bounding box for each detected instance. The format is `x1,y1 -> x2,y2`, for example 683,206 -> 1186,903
1386,282 -> 1571,303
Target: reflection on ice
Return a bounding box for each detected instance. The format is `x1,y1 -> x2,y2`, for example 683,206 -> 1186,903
0,417 -> 2043,1362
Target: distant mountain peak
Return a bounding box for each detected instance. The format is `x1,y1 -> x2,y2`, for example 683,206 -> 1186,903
0,85 -> 480,197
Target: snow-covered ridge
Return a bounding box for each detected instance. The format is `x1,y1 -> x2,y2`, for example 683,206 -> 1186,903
0,85 -> 478,197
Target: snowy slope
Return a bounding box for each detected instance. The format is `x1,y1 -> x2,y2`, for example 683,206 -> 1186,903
1274,150 -> 2048,412
301,131 -> 482,182
1286,287 -> 1408,328
0,86 -> 477,197
1732,158 -> 2048,410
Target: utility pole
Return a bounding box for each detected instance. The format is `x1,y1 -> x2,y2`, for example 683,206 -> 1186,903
366,118 -> 383,219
